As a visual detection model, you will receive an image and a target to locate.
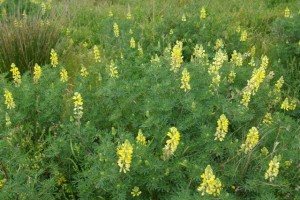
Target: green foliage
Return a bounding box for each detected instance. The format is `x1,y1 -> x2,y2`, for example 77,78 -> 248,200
0,0 -> 299,199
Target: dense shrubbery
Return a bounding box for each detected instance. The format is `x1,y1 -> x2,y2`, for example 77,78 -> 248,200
0,0 -> 299,199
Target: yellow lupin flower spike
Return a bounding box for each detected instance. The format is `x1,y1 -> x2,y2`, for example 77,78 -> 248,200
240,30 -> 247,42
214,114 -> 229,141
50,49 -> 58,67
163,127 -> 180,160
136,129 -> 146,145
170,41 -> 183,72
80,65 -> 89,77
4,89 -> 16,109
33,63 -> 42,83
113,22 -> 119,37
240,127 -> 259,154
281,97 -> 297,111
73,92 -> 83,122
200,7 -> 206,19
60,68 -> 68,82
117,140 -> 133,173
93,45 -> 101,63
131,186 -> 142,197
263,113 -> 272,125
197,165 -> 222,196
284,7 -> 290,18
130,37 -> 136,48
109,60 -> 119,78
10,63 -> 21,86
265,156 -> 280,182
180,68 -> 191,92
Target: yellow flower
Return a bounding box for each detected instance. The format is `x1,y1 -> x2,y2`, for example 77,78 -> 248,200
108,10 -> 113,17
181,13 -> 186,22
10,63 -> 21,86
281,98 -> 289,110
265,156 -> 280,182
228,71 -> 236,83
117,140 -> 133,173
241,91 -> 251,107
260,55 -> 269,69
50,49 -> 58,67
180,68 -> 191,92
163,127 -> 180,160
109,60 -> 119,78
130,37 -> 136,48
60,68 -> 68,82
200,7 -> 206,19
82,41 -> 88,48
284,160 -> 291,167
170,41 -> 183,72
230,50 -> 243,67
214,39 -> 224,50
4,89 -> 16,109
215,114 -> 229,141
263,113 -> 272,125
240,30 -> 247,42
80,65 -> 89,77
241,127 -> 259,154
281,97 -> 297,111
93,45 -> 101,63
248,57 -> 256,67
261,147 -> 269,156
193,44 -> 206,59
131,186 -> 142,197
136,129 -> 146,145
73,92 -> 83,121
274,76 -> 284,94
33,63 -> 42,83
284,7 -> 290,18
113,22 -> 119,37
241,65 -> 266,107
169,29 -> 174,35
197,165 -> 222,196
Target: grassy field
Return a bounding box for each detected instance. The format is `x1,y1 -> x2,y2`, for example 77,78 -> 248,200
0,0 -> 299,199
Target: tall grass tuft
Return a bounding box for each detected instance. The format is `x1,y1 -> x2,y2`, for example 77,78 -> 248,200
0,12 -> 62,73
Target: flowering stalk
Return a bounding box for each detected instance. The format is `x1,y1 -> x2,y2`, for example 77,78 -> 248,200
33,63 -> 42,83
50,49 -> 58,67
73,92 -> 83,124
197,165 -> 222,196
180,68 -> 191,92
117,140 -> 133,173
60,68 -> 68,82
214,114 -> 229,141
170,41 -> 183,72
93,45 -> 101,63
265,156 -> 280,182
4,89 -> 16,109
136,129 -> 146,145
163,127 -> 180,160
10,63 -> 21,86
240,127 -> 259,154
